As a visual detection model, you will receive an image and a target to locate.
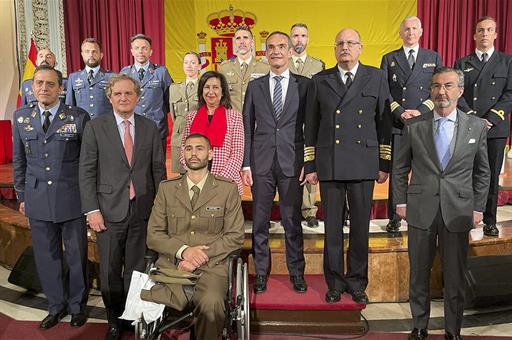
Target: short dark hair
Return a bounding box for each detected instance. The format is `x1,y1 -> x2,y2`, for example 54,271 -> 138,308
291,23 -> 308,31
33,65 -> 63,86
234,26 -> 253,38
185,133 -> 211,149
81,37 -> 103,52
197,71 -> 232,109
266,31 -> 293,50
475,16 -> 497,32
432,67 -> 464,87
130,33 -> 152,46
183,51 -> 201,63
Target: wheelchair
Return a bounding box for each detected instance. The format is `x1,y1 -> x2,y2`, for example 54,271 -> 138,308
134,250 -> 250,340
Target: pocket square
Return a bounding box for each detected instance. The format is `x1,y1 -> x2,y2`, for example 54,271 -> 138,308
469,138 -> 476,144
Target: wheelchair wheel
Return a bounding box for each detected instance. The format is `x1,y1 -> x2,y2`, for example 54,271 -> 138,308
235,258 -> 250,340
135,314 -> 162,340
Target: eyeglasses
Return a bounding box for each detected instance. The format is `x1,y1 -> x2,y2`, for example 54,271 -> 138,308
335,40 -> 361,48
430,82 -> 459,91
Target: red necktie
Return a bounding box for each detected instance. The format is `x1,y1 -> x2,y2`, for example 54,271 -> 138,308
124,120 -> 136,199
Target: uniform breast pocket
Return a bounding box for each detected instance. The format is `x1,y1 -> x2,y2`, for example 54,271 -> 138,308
200,206 -> 225,233
167,206 -> 186,234
227,79 -> 239,92
361,90 -> 378,106
54,134 -> 80,160
73,84 -> 84,94
22,133 -> 39,157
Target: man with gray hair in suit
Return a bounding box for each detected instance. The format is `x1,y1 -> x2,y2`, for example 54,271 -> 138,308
393,67 -> 490,340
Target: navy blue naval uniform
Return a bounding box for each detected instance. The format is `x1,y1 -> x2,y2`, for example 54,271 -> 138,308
21,78 -> 68,106
12,102 -> 90,315
380,47 -> 442,222
66,67 -> 114,119
120,62 -> 173,141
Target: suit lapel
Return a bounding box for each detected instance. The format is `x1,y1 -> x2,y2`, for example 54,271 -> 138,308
288,58 -> 298,74
103,114 -> 130,167
324,67 -> 345,100
420,112 -> 440,169
176,175 -> 193,211
45,103 -> 67,137
409,48 -> 426,81
258,74 -> 274,117
281,74 -> 298,121
395,49 -> 412,80
90,69 -> 106,86
445,110 -> 470,171
192,173 -> 217,212
31,107 -> 44,136
132,115 -> 147,167
341,64 -> 370,106
141,63 -> 155,87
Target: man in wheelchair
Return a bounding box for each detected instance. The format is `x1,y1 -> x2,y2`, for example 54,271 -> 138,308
142,133 -> 245,339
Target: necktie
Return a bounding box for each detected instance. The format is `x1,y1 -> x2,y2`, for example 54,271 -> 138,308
138,68 -> 145,82
345,72 -> 353,89
273,75 -> 284,120
88,69 -> 94,84
408,50 -> 415,69
435,117 -> 452,170
42,111 -> 51,133
190,185 -> 200,209
296,59 -> 304,74
241,62 -> 248,77
123,120 -> 136,199
482,52 -> 488,63
185,81 -> 193,98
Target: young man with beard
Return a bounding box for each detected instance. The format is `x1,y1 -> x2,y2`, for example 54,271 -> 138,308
144,133 -> 244,339
66,38 -> 114,119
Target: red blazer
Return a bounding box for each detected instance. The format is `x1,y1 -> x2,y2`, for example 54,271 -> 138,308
181,108 -> 245,194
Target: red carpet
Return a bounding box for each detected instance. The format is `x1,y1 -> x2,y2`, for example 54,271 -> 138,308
249,274 -> 365,310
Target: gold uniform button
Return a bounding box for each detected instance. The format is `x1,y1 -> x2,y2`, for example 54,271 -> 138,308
90,103 -> 94,107
45,167 -> 50,171
43,140 -> 47,144
336,139 -> 340,144
356,140 -> 361,144
141,96 -> 145,100
191,215 -> 196,219
474,83 -> 478,87
89,95 -> 93,99
242,81 -> 246,85
358,110 -> 363,114
492,82 -> 496,85
336,124 -> 340,129
47,180 -> 53,185
402,98 -> 406,102
419,86 -> 423,90
403,87 -> 407,91
420,98 -> 423,101
474,97 -> 477,101
357,124 -> 362,128
492,96 -> 496,100
336,109 -> 341,114
211,214 -> 215,217
44,153 -> 49,158
190,231 -> 195,235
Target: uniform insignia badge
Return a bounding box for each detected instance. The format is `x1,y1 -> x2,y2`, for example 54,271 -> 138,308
24,124 -> 34,131
75,78 -> 83,86
226,71 -> 234,77
70,115 -> 75,121
59,113 -> 66,120
57,123 -> 77,134
23,117 -> 30,124
390,61 -> 395,67
31,111 -> 37,118
464,67 -> 474,73
17,116 -> 23,123
206,206 -> 222,211
422,63 -> 436,68
250,73 -> 265,79
392,74 -> 397,82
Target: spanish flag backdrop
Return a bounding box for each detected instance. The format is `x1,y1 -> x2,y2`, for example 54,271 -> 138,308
165,0 -> 416,81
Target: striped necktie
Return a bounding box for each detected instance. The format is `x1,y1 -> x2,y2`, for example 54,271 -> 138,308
273,75 -> 284,120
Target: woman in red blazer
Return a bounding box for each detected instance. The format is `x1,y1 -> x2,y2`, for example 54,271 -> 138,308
181,71 -> 245,194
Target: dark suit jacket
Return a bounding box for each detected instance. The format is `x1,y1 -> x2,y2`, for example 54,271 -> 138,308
243,72 -> 310,177
380,47 -> 442,131
304,64 -> 393,181
392,110 -> 490,232
13,103 -> 90,222
454,50 -> 512,139
79,113 -> 166,222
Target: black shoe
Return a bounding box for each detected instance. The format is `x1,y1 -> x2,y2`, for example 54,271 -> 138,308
386,219 -> 401,234
253,274 -> 267,294
104,325 -> 122,340
306,216 -> 319,228
325,289 -> 342,303
70,312 -> 87,327
290,275 -> 308,293
445,333 -> 462,340
349,290 -> 369,304
409,328 -> 428,340
40,310 -> 67,329
483,224 -> 499,237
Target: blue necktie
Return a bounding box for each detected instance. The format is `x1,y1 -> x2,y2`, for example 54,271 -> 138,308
435,117 -> 451,170
273,75 -> 283,120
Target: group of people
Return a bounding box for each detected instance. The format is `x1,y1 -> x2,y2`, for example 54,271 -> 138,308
11,14 -> 512,340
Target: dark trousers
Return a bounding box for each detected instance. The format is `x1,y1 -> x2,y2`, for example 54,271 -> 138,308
251,156 -> 305,276
30,217 -> 87,315
387,133 -> 402,221
320,180 -> 374,292
483,138 -> 507,225
408,208 -> 469,335
161,138 -> 168,160
96,199 -> 147,325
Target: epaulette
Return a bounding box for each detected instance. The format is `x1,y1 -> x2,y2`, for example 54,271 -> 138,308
213,174 -> 234,183
165,174 -> 184,182
257,58 -> 269,65
219,59 -> 232,66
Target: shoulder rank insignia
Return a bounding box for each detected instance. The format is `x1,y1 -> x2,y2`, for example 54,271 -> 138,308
17,116 -> 23,124
59,112 -> 66,120
31,111 -> 37,118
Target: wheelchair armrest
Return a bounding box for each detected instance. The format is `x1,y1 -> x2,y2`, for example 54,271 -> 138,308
144,249 -> 159,273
